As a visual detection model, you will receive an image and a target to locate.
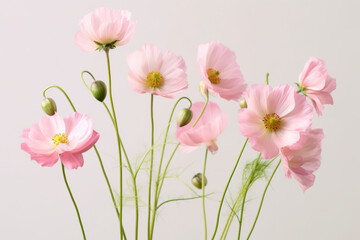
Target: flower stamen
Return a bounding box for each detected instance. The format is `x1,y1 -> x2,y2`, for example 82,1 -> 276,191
52,133 -> 70,146
207,68 -> 221,84
146,71 -> 164,88
263,113 -> 282,132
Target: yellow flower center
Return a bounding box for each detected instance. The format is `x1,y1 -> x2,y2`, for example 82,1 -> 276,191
262,113 -> 282,132
52,133 -> 70,146
207,68 -> 221,84
146,71 -> 164,88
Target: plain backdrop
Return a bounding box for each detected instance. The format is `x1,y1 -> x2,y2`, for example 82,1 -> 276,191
1,0 -> 359,239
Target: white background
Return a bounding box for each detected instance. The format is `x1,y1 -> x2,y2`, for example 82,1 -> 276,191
1,0 -> 359,239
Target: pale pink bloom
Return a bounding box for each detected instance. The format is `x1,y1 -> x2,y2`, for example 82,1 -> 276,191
197,42 -> 247,101
176,102 -> 228,153
126,44 -> 188,98
75,8 -> 136,52
21,113 -> 99,169
280,129 -> 324,191
298,57 -> 336,115
238,84 -> 313,159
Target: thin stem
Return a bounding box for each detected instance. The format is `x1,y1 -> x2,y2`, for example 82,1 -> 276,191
43,85 -> 76,111
61,164 -> 86,240
148,94 -> 155,240
150,97 -> 192,239
157,193 -> 214,210
246,159 -> 281,240
265,72 -> 269,85
211,138 -> 248,240
221,153 -> 262,240
105,49 -> 123,240
202,149 -> 209,240
192,91 -> 209,127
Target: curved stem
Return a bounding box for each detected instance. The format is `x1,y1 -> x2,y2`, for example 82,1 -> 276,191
43,85 -> 76,112
246,159 -> 281,240
202,149 -> 209,240
80,70 -> 97,91
265,72 -> 270,85
105,49 -> 124,240
211,138 -> 248,240
150,97 -> 192,239
61,164 -> 86,240
148,94 -> 155,240
192,91 -> 209,127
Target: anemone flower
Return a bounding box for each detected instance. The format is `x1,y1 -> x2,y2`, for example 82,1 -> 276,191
197,42 -> 247,101
298,57 -> 336,115
75,8 -> 136,52
176,101 -> 228,154
21,113 -> 99,169
238,84 -> 313,159
126,44 -> 188,98
280,129 -> 324,191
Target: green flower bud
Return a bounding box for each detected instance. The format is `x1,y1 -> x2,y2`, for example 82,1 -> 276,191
239,97 -> 247,108
41,98 -> 57,116
90,80 -> 107,102
177,108 -> 193,127
192,173 -> 208,189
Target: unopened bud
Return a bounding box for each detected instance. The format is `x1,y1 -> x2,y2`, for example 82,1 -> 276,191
90,80 -> 107,102
192,173 -> 208,189
41,98 -> 57,116
239,98 -> 247,108
177,108 -> 193,127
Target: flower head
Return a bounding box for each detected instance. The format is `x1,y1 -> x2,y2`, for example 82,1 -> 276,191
75,8 -> 136,52
176,101 -> 228,153
197,42 -> 247,101
298,57 -> 336,115
127,44 -> 188,98
21,113 -> 99,169
238,84 -> 313,159
280,129 -> 324,191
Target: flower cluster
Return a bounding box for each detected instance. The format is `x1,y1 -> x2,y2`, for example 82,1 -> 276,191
20,7 -> 336,240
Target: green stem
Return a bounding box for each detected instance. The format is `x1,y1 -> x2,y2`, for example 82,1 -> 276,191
105,49 -> 123,240
266,72 -> 269,85
42,85 -> 76,111
61,164 -> 86,240
221,154 -> 262,240
43,85 -> 127,239
192,91 -> 209,127
157,193 -> 214,210
150,97 -> 192,239
148,94 -> 155,240
246,159 -> 281,240
202,149 -> 209,240
211,138 -> 248,240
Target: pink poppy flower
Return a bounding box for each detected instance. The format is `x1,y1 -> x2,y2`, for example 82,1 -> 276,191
238,84 -> 313,159
126,44 -> 188,98
298,57 -> 336,115
176,101 -> 228,153
197,42 -> 247,101
280,129 -> 324,191
21,113 -> 99,169
75,8 -> 136,52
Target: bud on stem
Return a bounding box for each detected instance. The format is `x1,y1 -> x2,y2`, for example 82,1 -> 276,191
192,173 -> 208,189
90,80 -> 107,102
41,98 -> 57,116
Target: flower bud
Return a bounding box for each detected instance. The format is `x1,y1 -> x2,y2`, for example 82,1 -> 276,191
192,173 -> 208,189
41,98 -> 57,116
177,108 -> 193,127
90,80 -> 107,102
239,97 -> 247,108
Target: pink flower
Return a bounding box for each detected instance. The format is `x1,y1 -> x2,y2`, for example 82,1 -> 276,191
176,102 -> 228,153
197,42 -> 247,101
238,84 -> 313,159
126,44 -> 188,98
298,57 -> 336,115
280,129 -> 324,191
21,113 -> 99,169
75,8 -> 136,52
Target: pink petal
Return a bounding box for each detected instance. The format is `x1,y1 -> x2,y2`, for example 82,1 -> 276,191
60,152 -> 84,169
